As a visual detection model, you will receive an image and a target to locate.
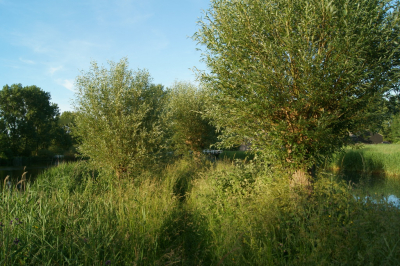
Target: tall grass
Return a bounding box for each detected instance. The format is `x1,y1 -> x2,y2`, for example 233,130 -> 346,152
1,159 -> 400,265
187,162 -> 400,265
0,161 -> 182,265
329,144 -> 400,177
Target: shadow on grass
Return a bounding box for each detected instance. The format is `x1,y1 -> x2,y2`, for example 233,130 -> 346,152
156,207 -> 213,265
153,158 -> 214,265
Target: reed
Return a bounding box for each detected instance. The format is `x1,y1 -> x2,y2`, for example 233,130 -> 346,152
3,175 -> 9,191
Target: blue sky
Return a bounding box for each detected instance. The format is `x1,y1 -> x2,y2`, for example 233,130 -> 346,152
0,0 -> 210,112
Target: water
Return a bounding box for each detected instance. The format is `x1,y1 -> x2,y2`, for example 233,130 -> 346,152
0,166 -> 48,186
0,161 -> 62,189
331,170 -> 400,208
387,195 -> 400,207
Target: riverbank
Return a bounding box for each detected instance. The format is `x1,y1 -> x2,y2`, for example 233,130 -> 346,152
328,143 -> 400,177
1,160 -> 400,265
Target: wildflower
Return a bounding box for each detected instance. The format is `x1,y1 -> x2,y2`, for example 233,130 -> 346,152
14,238 -> 19,245
105,260 -> 111,265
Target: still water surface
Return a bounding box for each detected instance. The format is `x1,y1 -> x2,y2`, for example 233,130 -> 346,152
0,166 -> 49,185
326,170 -> 400,208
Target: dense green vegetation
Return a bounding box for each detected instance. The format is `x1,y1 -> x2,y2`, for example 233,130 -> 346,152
220,150 -> 255,161
1,0 -> 400,265
1,160 -> 399,265
164,81 -> 219,159
0,84 -> 76,162
195,0 -> 400,182
328,144 -> 400,176
72,59 -> 167,179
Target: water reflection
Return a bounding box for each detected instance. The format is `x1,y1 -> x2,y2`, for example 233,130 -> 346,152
354,194 -> 400,208
0,166 -> 51,189
326,169 -> 400,208
387,195 -> 400,207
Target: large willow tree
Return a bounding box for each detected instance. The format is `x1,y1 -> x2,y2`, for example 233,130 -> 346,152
73,58 -> 165,179
194,0 -> 400,184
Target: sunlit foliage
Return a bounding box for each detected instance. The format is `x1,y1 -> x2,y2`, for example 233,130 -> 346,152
194,0 -> 400,178
72,58 -> 165,178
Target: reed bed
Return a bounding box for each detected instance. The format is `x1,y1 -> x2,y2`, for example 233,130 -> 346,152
0,161 -> 181,265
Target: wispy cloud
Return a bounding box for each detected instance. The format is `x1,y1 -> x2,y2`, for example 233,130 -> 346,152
11,29 -> 58,55
49,65 -> 63,75
19,57 -> 35,64
60,79 -> 75,92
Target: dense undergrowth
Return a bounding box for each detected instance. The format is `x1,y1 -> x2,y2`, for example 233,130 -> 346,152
1,159 -> 400,265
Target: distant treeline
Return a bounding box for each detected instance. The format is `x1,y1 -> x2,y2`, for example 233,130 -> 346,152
0,84 -> 77,163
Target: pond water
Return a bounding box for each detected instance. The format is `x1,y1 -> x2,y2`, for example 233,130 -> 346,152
0,166 -> 48,183
0,160 -> 64,189
354,195 -> 400,208
326,170 -> 400,208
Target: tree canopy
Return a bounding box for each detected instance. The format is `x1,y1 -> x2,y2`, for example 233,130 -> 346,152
194,0 -> 400,179
0,84 -> 59,157
72,58 -> 165,179
164,81 -> 218,158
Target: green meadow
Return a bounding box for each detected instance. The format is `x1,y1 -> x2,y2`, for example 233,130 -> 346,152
1,155 -> 400,265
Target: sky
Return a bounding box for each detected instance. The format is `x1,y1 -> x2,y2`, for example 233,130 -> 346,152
0,0 -> 210,112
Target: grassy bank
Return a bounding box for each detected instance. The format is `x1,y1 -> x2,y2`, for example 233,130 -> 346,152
328,144 -> 400,177
1,160 -> 400,265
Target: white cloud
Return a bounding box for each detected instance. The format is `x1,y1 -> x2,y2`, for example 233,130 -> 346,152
19,57 -> 35,64
60,79 -> 75,92
49,65 -> 63,75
